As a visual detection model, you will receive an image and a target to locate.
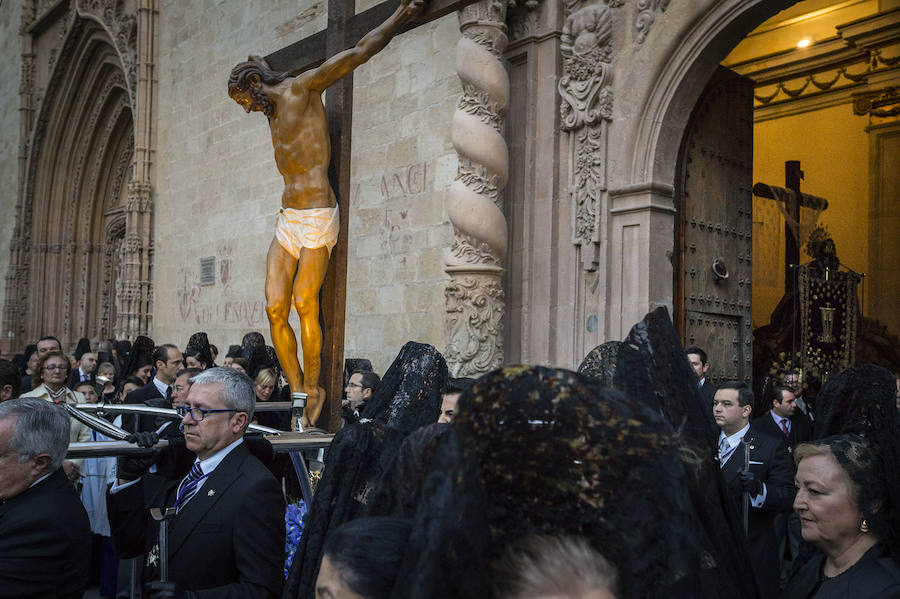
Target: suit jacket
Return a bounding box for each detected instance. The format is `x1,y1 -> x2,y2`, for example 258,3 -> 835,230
700,379 -> 717,406
107,441 -> 285,598
122,380 -> 170,434
68,368 -> 95,389
720,429 -> 795,599
0,469 -> 92,599
751,411 -> 812,451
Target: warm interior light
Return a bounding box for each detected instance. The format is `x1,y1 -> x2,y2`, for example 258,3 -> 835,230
797,38 -> 811,48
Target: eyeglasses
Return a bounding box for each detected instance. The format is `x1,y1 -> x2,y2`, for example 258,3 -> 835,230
175,405 -> 238,421
43,364 -> 67,371
346,382 -> 363,389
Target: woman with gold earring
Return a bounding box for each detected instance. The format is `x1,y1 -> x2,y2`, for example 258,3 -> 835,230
785,435 -> 900,597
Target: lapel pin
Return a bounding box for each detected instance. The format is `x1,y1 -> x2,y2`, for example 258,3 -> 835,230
207,489 -> 215,497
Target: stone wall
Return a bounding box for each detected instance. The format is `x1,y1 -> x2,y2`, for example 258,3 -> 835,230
0,1 -> 23,344
152,0 -> 460,375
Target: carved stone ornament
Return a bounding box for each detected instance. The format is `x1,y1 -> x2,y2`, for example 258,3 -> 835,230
444,276 -> 505,376
853,87 -> 900,118
75,0 -> 139,102
507,0 -> 543,43
634,0 -> 669,44
445,0 -> 511,377
558,0 -> 614,270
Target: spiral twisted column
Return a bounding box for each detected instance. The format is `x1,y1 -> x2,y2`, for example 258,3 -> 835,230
444,1 -> 510,377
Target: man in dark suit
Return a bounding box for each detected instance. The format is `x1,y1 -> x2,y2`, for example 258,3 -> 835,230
69,350 -> 98,388
126,344 -> 183,434
751,385 -> 812,584
686,346 -> 717,405
752,386 -> 812,452
783,370 -> 812,421
108,367 -> 284,598
0,398 -> 91,599
714,381 -> 795,599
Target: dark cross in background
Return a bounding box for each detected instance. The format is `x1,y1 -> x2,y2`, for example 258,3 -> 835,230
753,160 -> 829,298
264,0 -> 478,430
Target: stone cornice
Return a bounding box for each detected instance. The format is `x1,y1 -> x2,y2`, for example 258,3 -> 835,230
609,181 -> 675,215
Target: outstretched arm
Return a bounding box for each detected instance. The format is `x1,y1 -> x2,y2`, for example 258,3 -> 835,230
302,0 -> 426,92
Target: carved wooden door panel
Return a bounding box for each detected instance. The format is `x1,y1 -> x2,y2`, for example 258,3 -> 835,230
675,67 -> 753,384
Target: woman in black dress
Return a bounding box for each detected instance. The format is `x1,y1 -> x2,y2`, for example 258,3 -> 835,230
783,436 -> 900,598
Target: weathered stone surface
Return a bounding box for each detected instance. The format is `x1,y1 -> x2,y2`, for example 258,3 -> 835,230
152,1 -> 460,374
0,2 -> 23,330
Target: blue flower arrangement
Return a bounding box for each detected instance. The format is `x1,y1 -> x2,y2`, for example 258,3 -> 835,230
284,500 -> 308,578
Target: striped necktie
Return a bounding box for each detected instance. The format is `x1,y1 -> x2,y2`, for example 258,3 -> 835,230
718,437 -> 729,463
780,418 -> 790,442
176,462 -> 204,513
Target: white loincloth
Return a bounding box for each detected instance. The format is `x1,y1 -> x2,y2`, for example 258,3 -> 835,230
274,206 -> 340,259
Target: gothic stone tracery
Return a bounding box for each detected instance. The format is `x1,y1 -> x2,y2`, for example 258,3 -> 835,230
2,0 -> 156,351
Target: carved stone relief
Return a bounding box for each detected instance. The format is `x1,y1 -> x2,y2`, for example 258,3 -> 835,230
507,0 -> 542,42
634,0 -> 669,44
559,0 -> 613,271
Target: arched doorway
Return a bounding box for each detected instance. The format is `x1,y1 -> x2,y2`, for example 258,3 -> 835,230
657,0 -> 900,382
4,16 -> 134,349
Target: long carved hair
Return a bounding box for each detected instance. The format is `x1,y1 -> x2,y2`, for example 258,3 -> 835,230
228,55 -> 289,92
227,55 -> 289,118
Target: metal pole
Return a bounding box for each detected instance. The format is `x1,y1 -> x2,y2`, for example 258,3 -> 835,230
742,437 -> 751,534
149,507 -> 176,582
289,451 -> 316,507
129,558 -> 138,599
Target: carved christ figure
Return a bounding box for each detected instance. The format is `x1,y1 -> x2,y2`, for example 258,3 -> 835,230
228,0 -> 425,426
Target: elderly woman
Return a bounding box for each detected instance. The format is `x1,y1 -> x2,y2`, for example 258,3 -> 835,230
19,350 -> 92,479
784,435 -> 900,598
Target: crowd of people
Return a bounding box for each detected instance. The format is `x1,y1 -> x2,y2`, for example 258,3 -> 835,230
0,307 -> 899,599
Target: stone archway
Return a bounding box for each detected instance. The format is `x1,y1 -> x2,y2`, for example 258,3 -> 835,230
603,0 -> 799,343
3,12 -> 140,350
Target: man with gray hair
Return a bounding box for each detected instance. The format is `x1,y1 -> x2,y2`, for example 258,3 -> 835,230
108,367 -> 284,598
0,398 -> 91,597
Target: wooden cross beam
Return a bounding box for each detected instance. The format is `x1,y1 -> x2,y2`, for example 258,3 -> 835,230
262,0 -> 481,430
265,0 -> 478,73
753,161 -> 830,297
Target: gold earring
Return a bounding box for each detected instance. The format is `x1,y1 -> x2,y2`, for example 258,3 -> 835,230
860,520 -> 870,533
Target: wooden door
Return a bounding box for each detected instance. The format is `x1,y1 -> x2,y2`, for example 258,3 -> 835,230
674,67 -> 754,384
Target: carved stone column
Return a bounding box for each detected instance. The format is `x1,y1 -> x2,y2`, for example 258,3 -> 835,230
444,0 -> 510,377
118,181 -> 153,338
2,7 -> 37,350
114,0 -> 157,339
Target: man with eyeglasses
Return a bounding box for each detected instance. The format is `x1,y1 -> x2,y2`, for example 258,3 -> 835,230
107,367 -> 285,598
342,370 -> 379,425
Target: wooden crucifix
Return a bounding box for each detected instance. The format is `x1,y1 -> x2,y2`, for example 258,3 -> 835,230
230,0 -> 479,431
753,160 -> 829,298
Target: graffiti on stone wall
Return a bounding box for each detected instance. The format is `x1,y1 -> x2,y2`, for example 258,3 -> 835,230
377,161 -> 429,255
379,162 -> 428,200
176,246 -> 267,328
